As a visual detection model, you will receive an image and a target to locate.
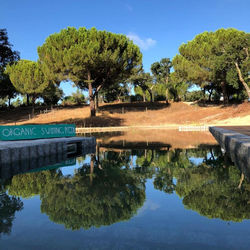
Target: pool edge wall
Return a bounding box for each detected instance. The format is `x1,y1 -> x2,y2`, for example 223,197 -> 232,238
209,126 -> 250,171
0,137 -> 96,180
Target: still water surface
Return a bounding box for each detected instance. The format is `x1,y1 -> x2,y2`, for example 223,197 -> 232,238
1,133 -> 250,249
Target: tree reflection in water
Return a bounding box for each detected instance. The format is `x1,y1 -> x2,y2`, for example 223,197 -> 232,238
0,182 -> 23,237
145,146 -> 250,222
7,152 -> 146,230
4,144 -> 250,231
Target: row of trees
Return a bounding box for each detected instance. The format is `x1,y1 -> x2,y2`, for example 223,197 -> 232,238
0,28 -> 19,106
173,29 -> 250,103
1,27 -> 249,117
0,29 -> 64,113
132,29 -> 250,104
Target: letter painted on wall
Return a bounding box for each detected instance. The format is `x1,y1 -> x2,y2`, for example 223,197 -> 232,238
0,124 -> 76,141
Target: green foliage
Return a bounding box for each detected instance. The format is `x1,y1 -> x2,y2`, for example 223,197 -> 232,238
71,89 -> 85,105
0,193 -> 23,237
38,27 -> 142,116
131,71 -> 154,102
41,162 -> 145,229
167,72 -> 189,101
0,97 -> 8,107
100,82 -> 129,103
124,146 -> 250,222
177,165 -> 250,222
150,58 -> 189,101
21,94 -> 30,106
11,97 -> 22,107
0,29 -> 20,103
152,83 -> 166,101
151,58 -> 172,83
185,90 -> 204,102
134,86 -> 150,102
7,152 -> 145,230
150,147 -> 250,222
61,89 -> 85,106
5,145 -> 250,226
0,71 -> 17,102
7,170 -> 61,198
173,28 -> 250,102
5,59 -> 49,115
6,60 -> 49,99
41,83 -> 64,105
151,58 -> 172,101
61,96 -> 75,106
0,29 -> 20,68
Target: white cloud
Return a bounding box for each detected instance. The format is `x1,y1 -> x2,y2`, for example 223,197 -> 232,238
127,32 -> 156,50
137,200 -> 160,216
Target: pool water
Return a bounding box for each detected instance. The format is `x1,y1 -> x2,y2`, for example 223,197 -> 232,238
1,139 -> 250,249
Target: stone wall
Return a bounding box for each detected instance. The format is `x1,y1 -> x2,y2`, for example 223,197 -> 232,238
209,127 -> 250,175
0,137 -> 96,180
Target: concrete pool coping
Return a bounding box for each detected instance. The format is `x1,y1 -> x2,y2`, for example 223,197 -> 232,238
209,126 -> 250,169
0,137 -> 96,180
216,126 -> 250,136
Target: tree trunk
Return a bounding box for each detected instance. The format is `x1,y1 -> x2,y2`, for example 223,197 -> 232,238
208,90 -> 212,102
238,173 -> 245,189
95,91 -> 99,111
210,148 -> 215,161
148,85 -> 155,103
203,88 -> 206,105
88,71 -> 96,117
221,82 -> 229,104
31,96 -> 36,118
8,97 -> 11,107
235,62 -> 250,99
150,150 -> 155,164
100,94 -> 103,104
89,154 -> 95,185
143,92 -> 146,102
31,96 -> 35,118
165,76 -> 169,103
27,94 -> 30,106
96,144 -> 102,169
148,90 -> 153,102
165,89 -> 169,103
130,155 -> 134,169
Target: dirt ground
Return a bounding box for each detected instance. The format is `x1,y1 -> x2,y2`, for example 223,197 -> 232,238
0,101 -> 249,127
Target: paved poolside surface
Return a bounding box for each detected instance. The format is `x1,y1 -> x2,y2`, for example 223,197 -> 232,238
218,126 -> 250,136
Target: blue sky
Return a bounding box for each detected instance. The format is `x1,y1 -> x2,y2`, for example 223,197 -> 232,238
1,0 -> 249,96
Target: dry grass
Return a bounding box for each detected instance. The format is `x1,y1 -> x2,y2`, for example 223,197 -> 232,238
0,101 -> 249,127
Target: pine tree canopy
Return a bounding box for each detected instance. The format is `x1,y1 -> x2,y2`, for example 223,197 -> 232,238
37,27 -> 142,116
172,28 -> 250,101
6,60 -> 49,96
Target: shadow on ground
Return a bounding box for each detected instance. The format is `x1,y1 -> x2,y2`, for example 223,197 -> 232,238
0,107 -> 34,125
0,105 -> 88,125
194,100 -> 245,108
44,115 -> 124,127
98,102 -> 170,114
